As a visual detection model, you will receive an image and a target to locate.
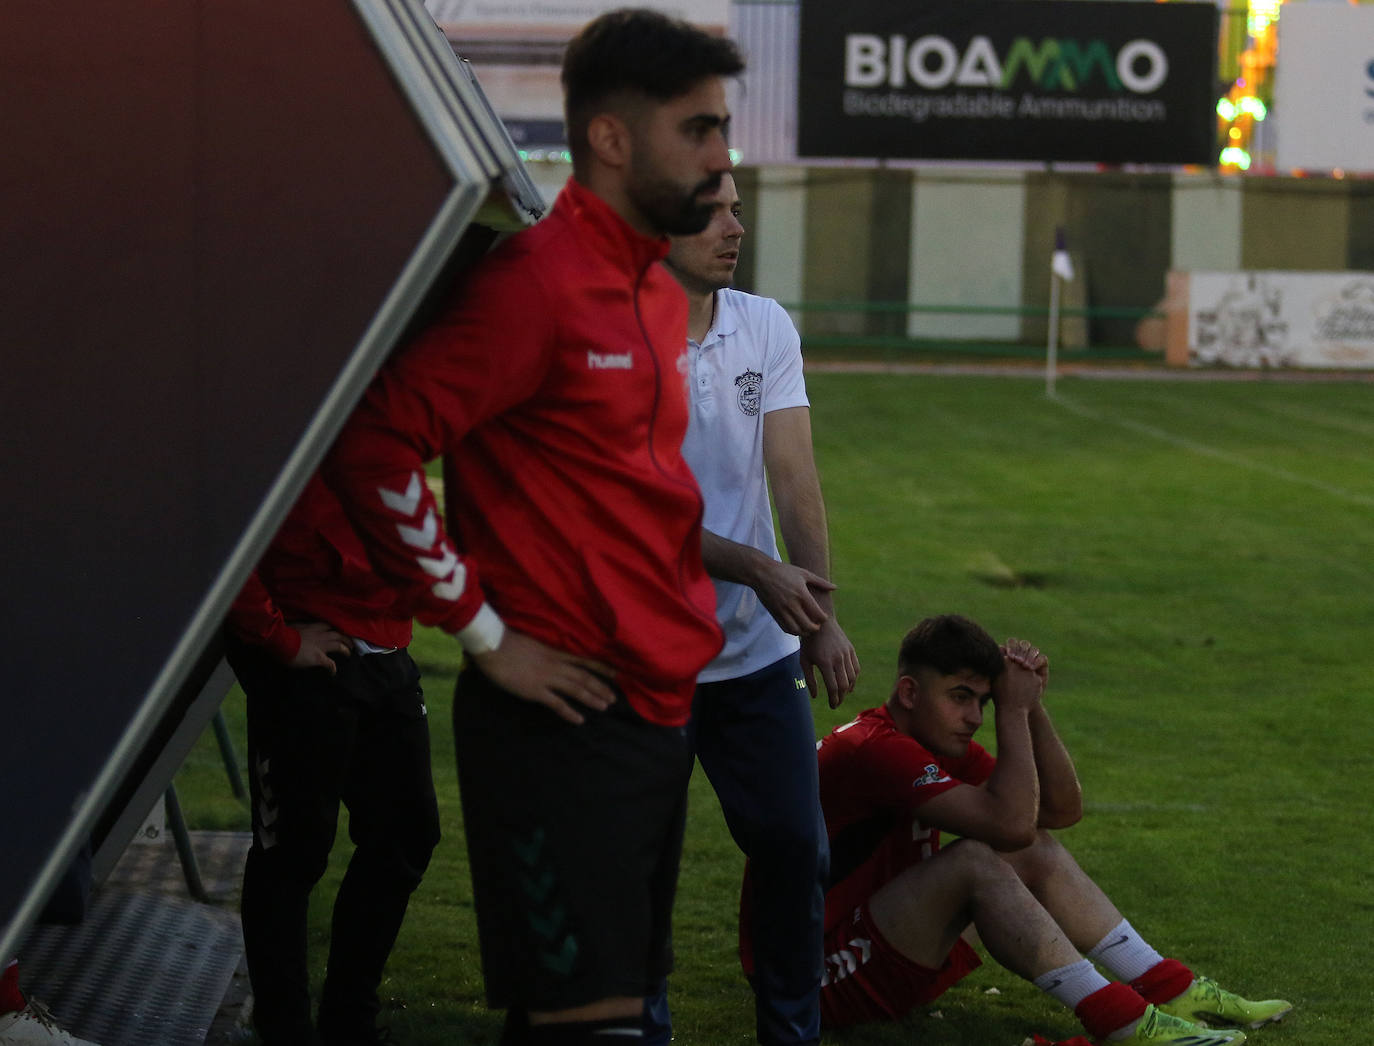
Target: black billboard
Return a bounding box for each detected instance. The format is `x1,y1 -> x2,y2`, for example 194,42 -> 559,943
798,0 -> 1218,164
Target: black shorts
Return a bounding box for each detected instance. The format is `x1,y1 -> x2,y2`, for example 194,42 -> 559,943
452,665 -> 692,1012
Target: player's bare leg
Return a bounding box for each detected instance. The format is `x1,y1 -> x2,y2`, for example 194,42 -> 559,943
866,838 -> 1081,980
997,829 -> 1125,952
999,831 -> 1288,1035
864,839 -> 1248,1044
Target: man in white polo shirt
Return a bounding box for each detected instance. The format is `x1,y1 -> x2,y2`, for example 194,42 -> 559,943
645,172 -> 860,1046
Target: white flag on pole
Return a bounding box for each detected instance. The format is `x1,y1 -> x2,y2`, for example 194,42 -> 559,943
1045,227 -> 1071,397
1051,227 -> 1074,281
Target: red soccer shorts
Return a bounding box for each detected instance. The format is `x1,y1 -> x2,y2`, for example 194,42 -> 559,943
819,901 -> 982,1028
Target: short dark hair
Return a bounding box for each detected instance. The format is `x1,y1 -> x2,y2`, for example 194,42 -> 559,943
561,8 -> 744,159
897,615 -> 1005,682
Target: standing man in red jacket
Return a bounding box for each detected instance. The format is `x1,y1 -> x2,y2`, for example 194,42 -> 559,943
325,10 -> 743,1044
225,474 -> 440,1046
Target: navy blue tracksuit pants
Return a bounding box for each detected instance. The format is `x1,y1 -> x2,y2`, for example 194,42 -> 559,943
645,652 -> 828,1046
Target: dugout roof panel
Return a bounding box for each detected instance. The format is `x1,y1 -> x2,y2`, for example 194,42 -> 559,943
0,0 -> 540,960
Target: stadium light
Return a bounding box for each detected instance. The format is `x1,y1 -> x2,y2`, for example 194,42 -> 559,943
1220,146 -> 1252,169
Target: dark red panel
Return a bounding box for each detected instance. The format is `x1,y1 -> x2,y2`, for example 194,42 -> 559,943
0,0 -> 457,945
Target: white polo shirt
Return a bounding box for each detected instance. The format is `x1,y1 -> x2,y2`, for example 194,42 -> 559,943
681,288 -> 809,683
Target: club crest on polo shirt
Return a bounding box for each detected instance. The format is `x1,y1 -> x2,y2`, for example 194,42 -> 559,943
912,763 -> 950,788
734,370 -> 762,415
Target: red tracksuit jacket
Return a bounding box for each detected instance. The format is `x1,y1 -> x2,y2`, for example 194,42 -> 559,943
227,473 -> 413,662
325,179 -> 722,726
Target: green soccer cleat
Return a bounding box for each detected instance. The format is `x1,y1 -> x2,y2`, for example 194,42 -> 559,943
1158,976 -> 1293,1029
1109,1004 -> 1248,1045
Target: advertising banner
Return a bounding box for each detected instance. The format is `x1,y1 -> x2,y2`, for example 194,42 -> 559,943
426,0 -> 730,148
1276,4 -> 1374,172
797,0 -> 1217,164
1187,271 -> 1374,368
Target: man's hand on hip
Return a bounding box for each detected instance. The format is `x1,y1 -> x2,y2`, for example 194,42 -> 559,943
288,622 -> 354,674
470,629 -> 618,725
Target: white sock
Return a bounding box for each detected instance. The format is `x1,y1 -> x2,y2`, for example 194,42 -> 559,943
1033,958 -> 1112,1011
1088,918 -> 1165,983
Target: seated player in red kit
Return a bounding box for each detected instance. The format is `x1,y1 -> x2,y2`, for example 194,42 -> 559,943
744,614 -> 1291,1045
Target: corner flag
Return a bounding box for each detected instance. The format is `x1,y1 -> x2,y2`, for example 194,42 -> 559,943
1051,227 -> 1075,282
1045,227 -> 1073,397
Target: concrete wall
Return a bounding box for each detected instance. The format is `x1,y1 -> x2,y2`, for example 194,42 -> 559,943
1348,185 -> 1374,271
1172,175 -> 1243,272
1022,172 -> 1174,347
501,160 -> 1374,350
740,168 -> 1374,349
1240,179 -> 1350,270
908,170 -> 1026,343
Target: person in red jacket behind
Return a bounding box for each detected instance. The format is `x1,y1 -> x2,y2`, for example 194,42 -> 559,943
225,473 -> 440,1046
324,10 -> 742,1045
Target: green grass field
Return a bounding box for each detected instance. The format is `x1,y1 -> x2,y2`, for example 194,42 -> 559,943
178,372 -> 1374,1045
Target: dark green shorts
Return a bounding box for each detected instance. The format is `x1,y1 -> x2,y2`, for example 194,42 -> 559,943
452,665 -> 692,1013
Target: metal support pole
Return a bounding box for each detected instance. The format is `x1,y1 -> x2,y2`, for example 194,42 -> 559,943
211,710 -> 248,802
1046,273 -> 1061,398
164,786 -> 209,903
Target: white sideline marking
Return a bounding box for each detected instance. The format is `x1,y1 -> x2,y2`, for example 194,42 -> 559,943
1249,399 -> 1374,439
1052,394 -> 1374,510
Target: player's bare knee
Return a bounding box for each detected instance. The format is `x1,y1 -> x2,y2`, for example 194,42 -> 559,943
1005,830 -> 1055,868
943,839 -> 1027,908
938,839 -> 1014,890
945,837 -> 999,866
1001,828 -> 1065,888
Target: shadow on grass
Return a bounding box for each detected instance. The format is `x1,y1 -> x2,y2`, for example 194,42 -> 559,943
383,1006 -> 505,1046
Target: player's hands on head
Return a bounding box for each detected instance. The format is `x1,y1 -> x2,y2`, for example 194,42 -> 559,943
992,637 -> 1046,710
470,629 -> 617,725
754,561 -> 834,636
289,621 -> 355,675
1001,637 -> 1049,691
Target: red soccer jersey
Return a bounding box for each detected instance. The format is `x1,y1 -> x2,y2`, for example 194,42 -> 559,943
818,705 -> 995,932
740,705 -> 994,976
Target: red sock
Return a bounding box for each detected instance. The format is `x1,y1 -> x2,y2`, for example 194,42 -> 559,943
0,959 -> 25,1014
1130,958 -> 1195,1005
1075,982 -> 1149,1041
